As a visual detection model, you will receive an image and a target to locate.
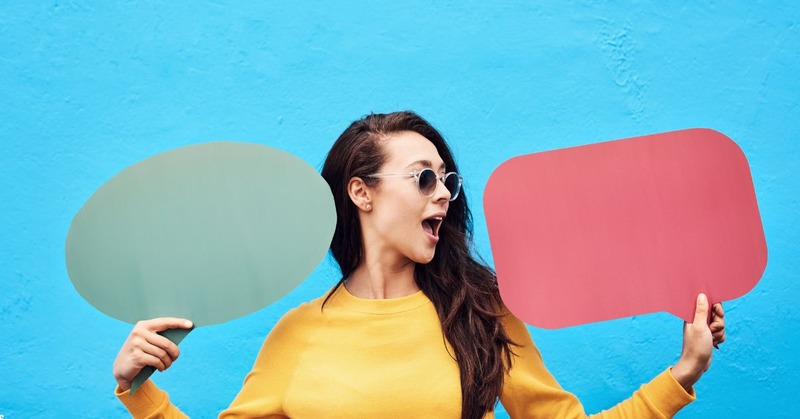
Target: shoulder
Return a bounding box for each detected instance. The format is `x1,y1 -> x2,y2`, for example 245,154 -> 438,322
499,307 -> 530,340
264,286 -> 337,341
499,308 -> 544,361
250,288 -> 334,363
278,294 -> 326,324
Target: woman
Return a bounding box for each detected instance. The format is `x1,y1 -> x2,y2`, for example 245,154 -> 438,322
113,111 -> 726,418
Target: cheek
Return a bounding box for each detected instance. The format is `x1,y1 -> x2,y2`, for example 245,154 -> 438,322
375,195 -> 423,239
378,201 -> 418,233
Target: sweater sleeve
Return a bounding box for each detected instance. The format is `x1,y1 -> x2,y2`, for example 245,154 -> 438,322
115,380 -> 188,419
499,314 -> 696,419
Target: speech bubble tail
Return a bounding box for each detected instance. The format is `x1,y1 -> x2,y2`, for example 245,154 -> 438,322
666,291 -> 720,326
666,307 -> 694,325
129,327 -> 194,395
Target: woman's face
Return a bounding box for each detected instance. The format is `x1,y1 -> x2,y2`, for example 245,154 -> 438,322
360,131 -> 451,266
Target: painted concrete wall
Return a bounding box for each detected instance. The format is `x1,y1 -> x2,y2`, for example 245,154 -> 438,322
1,2 -> 797,417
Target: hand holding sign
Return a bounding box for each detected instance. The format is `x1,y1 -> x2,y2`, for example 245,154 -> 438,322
672,293 -> 727,390
112,318 -> 194,392
66,142 -> 335,392
484,129 -> 766,329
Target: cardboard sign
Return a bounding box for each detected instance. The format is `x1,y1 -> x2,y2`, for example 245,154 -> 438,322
66,142 -> 336,391
67,142 -> 335,326
484,129 -> 766,329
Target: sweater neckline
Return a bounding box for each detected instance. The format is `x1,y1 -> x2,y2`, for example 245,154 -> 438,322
332,284 -> 432,314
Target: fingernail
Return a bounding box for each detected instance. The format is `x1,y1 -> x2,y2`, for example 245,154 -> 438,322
184,320 -> 193,328
699,293 -> 707,303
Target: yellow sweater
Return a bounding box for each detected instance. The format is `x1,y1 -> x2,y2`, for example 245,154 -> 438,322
116,286 -> 695,418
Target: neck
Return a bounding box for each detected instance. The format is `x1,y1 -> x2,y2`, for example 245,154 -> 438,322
346,251 -> 419,299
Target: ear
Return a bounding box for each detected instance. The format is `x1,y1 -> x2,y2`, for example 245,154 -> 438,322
347,176 -> 373,212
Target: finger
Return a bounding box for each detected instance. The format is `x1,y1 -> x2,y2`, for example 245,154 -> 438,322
138,317 -> 194,333
693,293 -> 710,326
713,303 -> 725,318
136,350 -> 167,372
139,340 -> 173,371
709,320 -> 725,333
144,331 -> 181,362
129,336 -> 172,369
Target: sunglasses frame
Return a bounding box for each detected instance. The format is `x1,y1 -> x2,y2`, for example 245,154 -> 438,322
364,168 -> 463,201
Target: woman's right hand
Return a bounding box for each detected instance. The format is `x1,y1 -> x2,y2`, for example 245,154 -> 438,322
113,318 -> 194,391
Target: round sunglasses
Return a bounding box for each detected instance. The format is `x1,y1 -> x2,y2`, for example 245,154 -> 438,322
365,168 -> 463,201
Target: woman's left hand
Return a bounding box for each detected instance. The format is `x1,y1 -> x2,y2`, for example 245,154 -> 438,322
671,293 -> 726,392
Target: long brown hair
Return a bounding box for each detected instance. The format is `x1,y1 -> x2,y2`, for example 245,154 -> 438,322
320,111 -> 516,419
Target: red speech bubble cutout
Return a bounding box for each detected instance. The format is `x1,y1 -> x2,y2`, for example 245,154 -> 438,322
485,129 -> 767,329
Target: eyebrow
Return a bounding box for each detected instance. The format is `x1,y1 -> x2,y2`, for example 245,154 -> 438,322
405,160 -> 446,171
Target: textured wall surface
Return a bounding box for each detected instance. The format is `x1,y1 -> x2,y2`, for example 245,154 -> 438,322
1,2 -> 798,418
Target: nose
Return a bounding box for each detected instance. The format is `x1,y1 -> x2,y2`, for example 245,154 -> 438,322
432,175 -> 452,202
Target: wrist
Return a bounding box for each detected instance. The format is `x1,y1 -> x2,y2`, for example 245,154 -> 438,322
671,359 -> 703,392
114,371 -> 132,392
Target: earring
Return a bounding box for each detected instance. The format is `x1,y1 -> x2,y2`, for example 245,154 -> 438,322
365,204 -> 372,211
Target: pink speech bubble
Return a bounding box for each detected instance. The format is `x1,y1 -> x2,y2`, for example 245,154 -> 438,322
484,129 -> 767,329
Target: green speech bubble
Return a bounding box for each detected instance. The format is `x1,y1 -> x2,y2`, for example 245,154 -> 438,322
66,142 -> 335,392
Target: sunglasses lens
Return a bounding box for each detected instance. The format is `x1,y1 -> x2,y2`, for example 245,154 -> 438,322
444,173 -> 461,200
418,169 -> 438,196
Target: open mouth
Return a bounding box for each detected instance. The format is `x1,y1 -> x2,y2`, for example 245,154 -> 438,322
421,216 -> 444,239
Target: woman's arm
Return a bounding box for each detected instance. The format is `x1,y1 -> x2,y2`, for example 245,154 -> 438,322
500,294 -> 726,418
114,305 -> 309,418
113,318 -> 194,418
671,294 -> 726,392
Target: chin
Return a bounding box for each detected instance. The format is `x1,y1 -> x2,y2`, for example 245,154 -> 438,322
417,257 -> 435,265
414,249 -> 437,264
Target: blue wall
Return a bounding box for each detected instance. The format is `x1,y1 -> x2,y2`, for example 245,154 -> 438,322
1,2 -> 797,417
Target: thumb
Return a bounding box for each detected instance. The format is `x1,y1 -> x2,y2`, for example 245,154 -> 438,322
140,317 -> 194,332
693,293 -> 709,326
